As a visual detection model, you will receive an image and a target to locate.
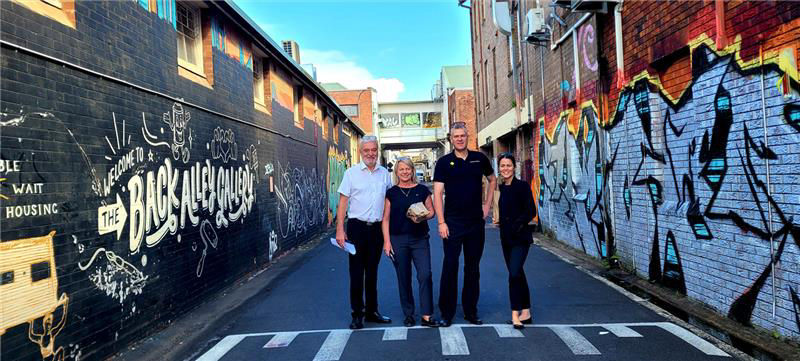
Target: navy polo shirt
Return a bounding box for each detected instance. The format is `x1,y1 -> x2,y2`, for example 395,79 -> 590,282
433,150 -> 493,225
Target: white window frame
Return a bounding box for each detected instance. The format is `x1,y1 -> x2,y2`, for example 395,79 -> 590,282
253,57 -> 265,105
176,2 -> 204,76
341,104 -> 359,117
293,84 -> 303,127
42,0 -> 62,9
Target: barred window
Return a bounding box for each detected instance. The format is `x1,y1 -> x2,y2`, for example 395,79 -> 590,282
176,3 -> 204,75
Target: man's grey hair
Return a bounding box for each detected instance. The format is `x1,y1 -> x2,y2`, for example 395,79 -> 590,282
449,121 -> 469,137
359,135 -> 378,149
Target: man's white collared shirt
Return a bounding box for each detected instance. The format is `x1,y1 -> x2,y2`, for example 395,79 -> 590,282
338,162 -> 392,222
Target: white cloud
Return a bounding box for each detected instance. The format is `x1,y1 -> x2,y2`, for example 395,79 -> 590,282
302,49 -> 405,102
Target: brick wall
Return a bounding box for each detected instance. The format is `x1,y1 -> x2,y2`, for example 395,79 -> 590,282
471,1 -> 515,134
516,0 -> 800,340
0,1 -> 353,360
327,89 -> 375,134
448,89 -> 478,150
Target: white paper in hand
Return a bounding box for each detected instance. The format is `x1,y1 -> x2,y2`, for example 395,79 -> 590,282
330,238 -> 356,255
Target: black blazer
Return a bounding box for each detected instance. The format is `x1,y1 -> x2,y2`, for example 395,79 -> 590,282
498,177 -> 536,244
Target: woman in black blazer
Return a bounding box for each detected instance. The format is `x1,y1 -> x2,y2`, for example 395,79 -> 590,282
497,152 -> 536,329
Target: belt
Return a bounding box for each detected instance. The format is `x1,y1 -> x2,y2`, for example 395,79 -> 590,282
350,218 -> 379,226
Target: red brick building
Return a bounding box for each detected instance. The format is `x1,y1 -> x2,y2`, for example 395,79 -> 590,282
322,83 -> 377,135
469,0 -> 800,341
447,88 -> 478,150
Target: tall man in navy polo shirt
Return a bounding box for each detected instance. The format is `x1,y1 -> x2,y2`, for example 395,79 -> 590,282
433,122 -> 496,326
336,135 -> 393,330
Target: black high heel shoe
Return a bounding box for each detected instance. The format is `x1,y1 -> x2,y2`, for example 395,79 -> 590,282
506,320 -> 525,330
519,317 -> 532,324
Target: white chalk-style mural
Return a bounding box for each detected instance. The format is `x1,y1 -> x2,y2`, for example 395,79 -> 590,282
1,98 -> 346,361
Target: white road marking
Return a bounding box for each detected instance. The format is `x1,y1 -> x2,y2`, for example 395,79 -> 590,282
382,327 -> 408,341
193,321 -> 732,360
603,324 -> 643,338
195,335 -> 246,361
264,332 -> 299,348
657,323 -> 730,357
549,326 -> 601,355
312,330 -> 352,361
439,326 -> 470,355
492,324 -> 525,338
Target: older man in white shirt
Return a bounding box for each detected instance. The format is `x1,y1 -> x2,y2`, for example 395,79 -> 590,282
335,135 -> 393,329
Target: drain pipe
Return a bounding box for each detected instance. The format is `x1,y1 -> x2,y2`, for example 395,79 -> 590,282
759,45 -> 776,319
614,0 -> 626,85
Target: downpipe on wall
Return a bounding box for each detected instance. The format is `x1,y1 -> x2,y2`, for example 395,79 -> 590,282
759,44 -> 777,320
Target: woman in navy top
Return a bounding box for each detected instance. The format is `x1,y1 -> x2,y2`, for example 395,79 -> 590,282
497,153 -> 536,329
382,158 -> 443,327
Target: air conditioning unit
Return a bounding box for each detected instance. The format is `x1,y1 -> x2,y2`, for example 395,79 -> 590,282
525,8 -> 549,44
571,0 -> 617,13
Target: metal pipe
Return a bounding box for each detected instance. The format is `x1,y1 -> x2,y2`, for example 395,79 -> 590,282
759,45 -> 776,319
551,13 -> 592,50
0,39 -> 318,147
540,46 -> 552,228
614,0 -> 625,85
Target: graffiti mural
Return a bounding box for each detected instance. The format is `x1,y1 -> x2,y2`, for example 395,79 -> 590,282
274,161 -> 326,238
604,42 -> 800,337
327,147 -> 349,225
0,231 -> 70,361
536,18 -> 800,338
538,103 -> 616,261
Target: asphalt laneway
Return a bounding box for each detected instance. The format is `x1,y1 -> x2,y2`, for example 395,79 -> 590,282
186,220 -> 733,361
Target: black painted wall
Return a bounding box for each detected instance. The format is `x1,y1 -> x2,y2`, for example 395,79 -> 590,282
0,1 -> 350,360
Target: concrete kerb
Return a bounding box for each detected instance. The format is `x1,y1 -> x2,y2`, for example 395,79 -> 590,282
533,234 -> 800,361
112,230 -> 332,361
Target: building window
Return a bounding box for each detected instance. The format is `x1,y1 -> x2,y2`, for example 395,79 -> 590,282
253,57 -> 265,105
334,121 -> 340,144
12,0 -> 75,28
476,72 -> 482,113
507,36 -> 513,75
483,59 -> 489,109
176,2 -> 204,75
293,85 -> 304,128
492,47 -> 498,99
322,107 -> 329,139
341,105 -> 359,117
379,113 -> 400,128
0,271 -> 13,285
30,261 -> 51,282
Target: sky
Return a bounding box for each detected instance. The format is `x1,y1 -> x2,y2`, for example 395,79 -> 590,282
233,0 -> 473,102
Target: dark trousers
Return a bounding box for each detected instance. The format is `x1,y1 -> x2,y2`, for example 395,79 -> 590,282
347,219 -> 383,317
501,240 -> 531,311
439,221 -> 485,321
391,234 -> 433,317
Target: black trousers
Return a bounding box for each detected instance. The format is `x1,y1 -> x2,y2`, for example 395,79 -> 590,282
439,221 -> 485,321
501,240 -> 531,311
391,233 -> 433,318
347,219 -> 383,317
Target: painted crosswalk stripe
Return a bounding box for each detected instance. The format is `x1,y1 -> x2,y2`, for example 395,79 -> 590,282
439,326 -> 470,355
382,327 -> 408,341
493,324 -> 525,338
312,330 -> 352,361
603,324 -> 643,338
264,332 -> 299,348
549,326 -> 601,355
657,323 -> 729,357
195,335 -> 246,361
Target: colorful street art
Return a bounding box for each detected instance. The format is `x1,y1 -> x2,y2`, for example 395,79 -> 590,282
538,28 -> 800,339
0,231 -> 69,361
327,147 -> 349,225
